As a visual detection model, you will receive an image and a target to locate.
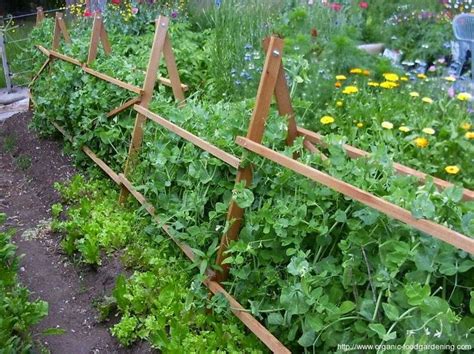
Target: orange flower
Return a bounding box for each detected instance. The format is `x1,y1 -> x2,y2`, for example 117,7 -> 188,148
335,81 -> 342,88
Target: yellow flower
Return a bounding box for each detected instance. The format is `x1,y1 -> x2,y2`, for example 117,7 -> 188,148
399,126 -> 411,133
417,73 -> 427,79
414,137 -> 429,148
356,122 -> 364,128
410,92 -> 420,97
465,131 -> 474,139
457,92 -> 472,101
422,97 -> 433,104
381,121 -> 394,129
383,73 -> 399,82
336,75 -> 347,80
445,165 -> 460,174
444,76 -> 456,82
400,76 -> 409,81
336,101 -> 344,107
320,116 -> 335,125
368,81 -> 379,87
342,86 -> 358,94
380,81 -> 398,89
350,68 -> 363,74
460,122 -> 472,130
422,127 -> 435,135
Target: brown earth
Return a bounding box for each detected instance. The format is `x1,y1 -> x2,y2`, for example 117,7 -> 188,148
0,111 -> 153,354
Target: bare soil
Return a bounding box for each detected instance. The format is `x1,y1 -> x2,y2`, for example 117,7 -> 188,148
0,112 -> 153,354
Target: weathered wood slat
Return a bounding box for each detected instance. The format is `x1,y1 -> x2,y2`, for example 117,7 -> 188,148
236,136 -> 474,255
215,37 -> 285,282
29,58 -> 51,87
134,105 -> 241,169
106,97 -> 141,118
82,66 -> 142,94
297,126 -> 474,201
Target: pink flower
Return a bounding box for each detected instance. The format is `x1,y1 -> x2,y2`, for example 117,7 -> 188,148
359,1 -> 368,9
131,7 -> 138,15
84,9 -> 92,17
330,2 -> 342,11
112,0 -> 121,5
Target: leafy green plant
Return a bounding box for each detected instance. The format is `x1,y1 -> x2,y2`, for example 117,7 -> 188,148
0,213 -> 48,352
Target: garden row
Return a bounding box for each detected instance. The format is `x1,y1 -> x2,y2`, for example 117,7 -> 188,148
27,2 -> 474,352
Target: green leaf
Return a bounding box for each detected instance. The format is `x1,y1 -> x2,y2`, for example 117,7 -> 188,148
443,186 -> 463,203
411,194 -> 435,219
233,187 -> 254,209
334,209 -> 347,223
353,208 -> 379,225
382,303 -> 400,321
405,283 -> 430,306
298,330 -> 315,347
267,312 -> 284,326
368,323 -> 386,339
280,283 -> 310,316
339,300 -> 356,314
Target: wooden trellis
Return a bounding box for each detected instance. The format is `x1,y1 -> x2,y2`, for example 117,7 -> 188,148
31,14 -> 290,354
214,36 -> 474,282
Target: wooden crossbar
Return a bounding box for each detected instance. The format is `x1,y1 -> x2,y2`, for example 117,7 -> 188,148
158,76 -> 189,91
134,105 -> 241,169
298,127 -> 474,201
83,67 -> 143,94
106,97 -> 142,118
236,136 -> 474,254
29,58 -> 52,87
35,46 -> 142,94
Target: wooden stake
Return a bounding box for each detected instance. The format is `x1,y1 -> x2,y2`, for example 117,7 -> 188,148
119,16 -> 170,203
52,12 -> 71,51
119,16 -> 186,203
214,37 -> 284,282
87,13 -> 112,65
36,7 -> 45,26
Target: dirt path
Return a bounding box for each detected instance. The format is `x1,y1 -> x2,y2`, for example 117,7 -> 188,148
0,112 -> 151,353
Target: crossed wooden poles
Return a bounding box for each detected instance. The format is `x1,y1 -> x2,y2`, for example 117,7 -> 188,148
31,10 -> 474,352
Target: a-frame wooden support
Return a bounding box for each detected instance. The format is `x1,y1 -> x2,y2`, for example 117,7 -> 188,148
36,7 -> 45,26
52,12 -> 71,51
87,13 -> 112,65
214,37 -> 298,282
119,16 -> 185,204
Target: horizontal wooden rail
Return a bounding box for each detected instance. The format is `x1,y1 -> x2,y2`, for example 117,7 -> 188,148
297,126 -> 474,201
83,67 -> 143,94
236,136 -> 474,255
159,76 -> 189,91
106,97 -> 141,118
135,105 -> 241,169
117,173 -> 289,353
36,45 -> 143,94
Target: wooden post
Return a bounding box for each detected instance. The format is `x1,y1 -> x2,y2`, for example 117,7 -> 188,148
36,7 -> 45,26
87,13 -> 112,65
119,16 -> 185,203
214,37 -> 285,282
52,12 -> 71,51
